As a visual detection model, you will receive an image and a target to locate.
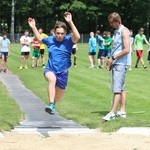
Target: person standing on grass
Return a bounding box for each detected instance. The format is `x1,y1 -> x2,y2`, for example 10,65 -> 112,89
102,31 -> 112,69
95,30 -> 104,68
88,32 -> 97,68
38,28 -> 48,68
31,36 -> 41,67
70,30 -> 78,67
0,32 -> 10,73
103,12 -> 130,121
19,30 -> 32,69
134,28 -> 150,69
28,12 -> 80,114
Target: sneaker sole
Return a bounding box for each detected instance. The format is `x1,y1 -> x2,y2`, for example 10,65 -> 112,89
45,107 -> 54,115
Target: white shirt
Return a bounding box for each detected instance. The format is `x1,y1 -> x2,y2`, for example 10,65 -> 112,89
20,35 -> 31,52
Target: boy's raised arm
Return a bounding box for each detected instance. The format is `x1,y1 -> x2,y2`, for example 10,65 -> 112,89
28,18 -> 42,42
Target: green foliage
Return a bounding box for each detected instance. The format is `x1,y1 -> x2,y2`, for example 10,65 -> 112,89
1,0 -> 150,34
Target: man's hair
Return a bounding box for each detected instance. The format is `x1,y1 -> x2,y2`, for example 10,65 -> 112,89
24,29 -> 29,33
96,30 -> 100,35
139,27 -> 144,32
54,21 -> 67,32
108,12 -> 122,23
107,31 -> 111,36
2,31 -> 7,36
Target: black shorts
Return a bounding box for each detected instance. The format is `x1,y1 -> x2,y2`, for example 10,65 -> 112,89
148,51 -> 150,61
40,49 -> 45,55
97,50 -> 103,59
21,52 -> 30,56
89,52 -> 96,56
72,48 -> 76,54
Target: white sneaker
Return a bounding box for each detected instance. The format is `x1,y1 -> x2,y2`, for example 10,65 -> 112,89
116,111 -> 126,118
103,112 -> 116,121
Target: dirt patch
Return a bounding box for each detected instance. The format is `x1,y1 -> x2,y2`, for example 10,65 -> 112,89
0,131 -> 150,150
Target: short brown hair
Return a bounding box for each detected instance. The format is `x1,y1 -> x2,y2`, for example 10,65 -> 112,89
96,30 -> 100,35
54,21 -> 67,32
108,12 -> 122,23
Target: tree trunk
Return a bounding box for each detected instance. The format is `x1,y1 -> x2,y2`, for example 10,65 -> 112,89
11,0 -> 15,42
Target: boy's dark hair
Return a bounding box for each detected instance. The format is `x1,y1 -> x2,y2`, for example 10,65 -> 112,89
108,12 -> 122,23
24,29 -> 29,33
96,30 -> 100,35
2,31 -> 7,36
54,21 -> 67,32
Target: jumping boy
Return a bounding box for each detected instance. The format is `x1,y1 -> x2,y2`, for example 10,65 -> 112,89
28,12 -> 80,114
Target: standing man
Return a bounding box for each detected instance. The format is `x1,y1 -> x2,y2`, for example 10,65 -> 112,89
134,28 -> 150,68
19,30 -> 32,69
38,28 -> 48,68
0,32 -> 10,73
95,30 -> 104,68
103,12 -> 130,121
88,32 -> 97,68
28,12 -> 80,114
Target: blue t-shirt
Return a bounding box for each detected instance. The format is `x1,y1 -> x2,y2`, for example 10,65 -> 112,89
88,37 -> 96,52
42,35 -> 74,73
97,35 -> 104,50
0,38 -> 11,52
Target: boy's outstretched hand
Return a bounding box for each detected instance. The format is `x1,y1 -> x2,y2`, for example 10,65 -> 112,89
64,12 -> 72,23
28,18 -> 36,28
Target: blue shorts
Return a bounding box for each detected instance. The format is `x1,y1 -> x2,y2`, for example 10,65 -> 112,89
102,49 -> 111,58
112,64 -> 127,93
44,70 -> 68,90
1,52 -> 8,57
97,49 -> 104,59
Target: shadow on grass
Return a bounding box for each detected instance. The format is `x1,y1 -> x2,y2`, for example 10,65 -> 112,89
91,111 -> 109,116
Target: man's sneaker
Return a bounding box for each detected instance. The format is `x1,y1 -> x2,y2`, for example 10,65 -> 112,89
103,112 -> 116,121
45,103 -> 55,115
19,66 -> 23,69
25,66 -> 28,69
143,65 -> 147,69
116,111 -> 126,118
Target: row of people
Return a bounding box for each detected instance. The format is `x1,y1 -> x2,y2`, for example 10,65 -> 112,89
88,30 -> 113,69
19,28 -> 48,69
88,27 -> 150,70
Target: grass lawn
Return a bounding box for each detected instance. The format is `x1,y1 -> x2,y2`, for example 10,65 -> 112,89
0,82 -> 24,131
6,43 -> 150,132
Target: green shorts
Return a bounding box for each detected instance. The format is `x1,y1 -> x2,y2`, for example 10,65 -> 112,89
32,48 -> 40,59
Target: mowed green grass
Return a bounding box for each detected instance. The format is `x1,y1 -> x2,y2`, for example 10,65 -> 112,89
7,43 -> 150,132
0,82 -> 24,131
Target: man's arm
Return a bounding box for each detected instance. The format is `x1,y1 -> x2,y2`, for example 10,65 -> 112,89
144,36 -> 150,46
64,12 -> 80,43
28,18 -> 42,42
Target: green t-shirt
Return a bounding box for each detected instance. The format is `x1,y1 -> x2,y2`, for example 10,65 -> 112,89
104,37 -> 112,50
135,34 -> 147,50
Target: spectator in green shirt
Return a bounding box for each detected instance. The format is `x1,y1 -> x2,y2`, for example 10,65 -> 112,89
134,28 -> 150,68
102,31 -> 112,69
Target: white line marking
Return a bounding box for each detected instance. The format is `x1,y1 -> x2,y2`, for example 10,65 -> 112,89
117,127 -> 150,136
